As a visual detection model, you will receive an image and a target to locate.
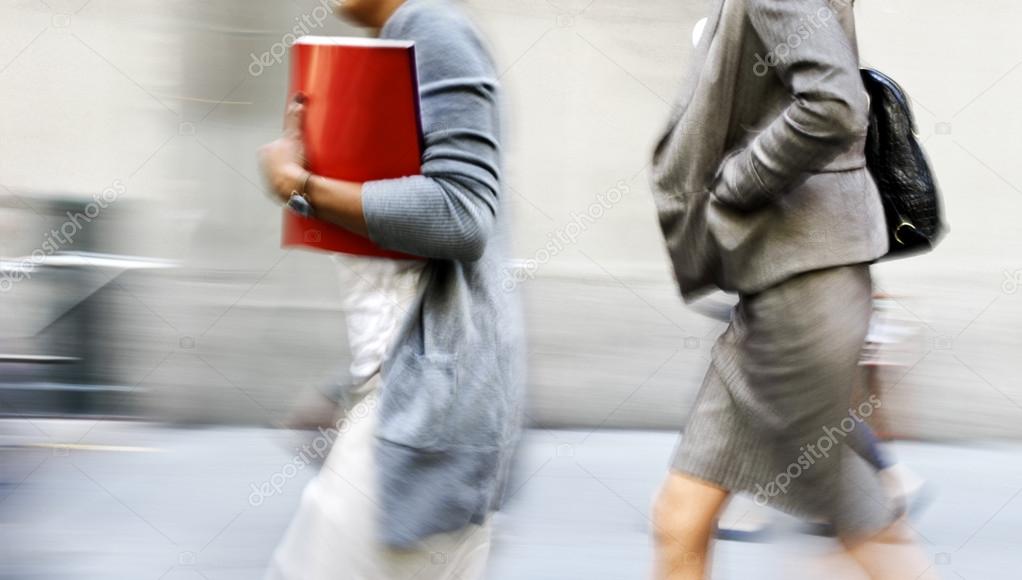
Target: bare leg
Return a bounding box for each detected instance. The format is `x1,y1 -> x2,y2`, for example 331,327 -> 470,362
842,521 -> 940,580
652,471 -> 730,580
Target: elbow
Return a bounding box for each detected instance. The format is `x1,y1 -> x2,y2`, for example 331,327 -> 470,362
434,176 -> 498,262
826,89 -> 870,145
800,87 -> 870,148
445,218 -> 491,262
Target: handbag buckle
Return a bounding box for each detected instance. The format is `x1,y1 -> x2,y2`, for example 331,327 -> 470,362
894,220 -> 917,245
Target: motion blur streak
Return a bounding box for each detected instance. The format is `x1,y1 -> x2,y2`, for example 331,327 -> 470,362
2,1 -> 1021,579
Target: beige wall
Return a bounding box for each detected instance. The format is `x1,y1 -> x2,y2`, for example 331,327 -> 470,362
1,0 -> 1021,437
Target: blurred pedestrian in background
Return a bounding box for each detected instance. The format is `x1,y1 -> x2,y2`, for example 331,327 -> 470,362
859,292 -> 918,439
648,0 -> 937,578
257,0 -> 524,578
852,292 -> 930,512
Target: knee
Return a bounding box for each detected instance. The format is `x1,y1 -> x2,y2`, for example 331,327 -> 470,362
651,481 -> 716,546
841,519 -> 916,550
868,520 -> 916,545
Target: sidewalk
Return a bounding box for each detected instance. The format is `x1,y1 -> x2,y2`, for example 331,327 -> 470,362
1,420 -> 1020,579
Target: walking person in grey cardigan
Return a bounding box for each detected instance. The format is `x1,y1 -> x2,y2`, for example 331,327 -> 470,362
650,0 -> 937,578
258,0 -> 523,577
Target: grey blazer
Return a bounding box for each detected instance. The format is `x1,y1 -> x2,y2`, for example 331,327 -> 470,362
652,0 -> 888,300
354,0 -> 525,548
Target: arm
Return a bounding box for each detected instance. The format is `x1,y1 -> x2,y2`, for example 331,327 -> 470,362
713,0 -> 868,211
303,175 -> 369,237
266,160 -> 370,237
359,9 -> 501,262
259,10 -> 500,262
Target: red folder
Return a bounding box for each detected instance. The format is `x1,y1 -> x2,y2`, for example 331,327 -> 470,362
282,36 -> 424,259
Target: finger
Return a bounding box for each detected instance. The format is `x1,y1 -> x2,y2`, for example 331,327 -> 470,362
284,103 -> 304,136
284,94 -> 306,136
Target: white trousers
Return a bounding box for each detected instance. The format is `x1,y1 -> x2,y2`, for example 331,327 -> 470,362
266,256 -> 492,580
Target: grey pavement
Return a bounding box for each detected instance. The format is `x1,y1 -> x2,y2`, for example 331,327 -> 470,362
2,420 -> 1020,579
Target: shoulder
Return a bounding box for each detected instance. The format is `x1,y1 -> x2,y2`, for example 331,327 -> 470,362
742,0 -> 850,21
383,0 -> 494,78
386,0 -> 472,33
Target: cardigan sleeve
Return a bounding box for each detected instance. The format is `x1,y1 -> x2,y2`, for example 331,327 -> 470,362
360,5 -> 501,262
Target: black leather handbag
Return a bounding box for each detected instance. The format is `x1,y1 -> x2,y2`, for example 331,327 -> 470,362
860,68 -> 946,258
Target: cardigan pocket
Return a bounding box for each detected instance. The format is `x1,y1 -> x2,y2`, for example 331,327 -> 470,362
376,347 -> 458,451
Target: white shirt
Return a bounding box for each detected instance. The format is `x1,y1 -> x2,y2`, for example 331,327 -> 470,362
331,255 -> 427,389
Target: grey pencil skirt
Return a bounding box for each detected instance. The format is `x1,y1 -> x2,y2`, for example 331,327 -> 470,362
672,264 -> 896,537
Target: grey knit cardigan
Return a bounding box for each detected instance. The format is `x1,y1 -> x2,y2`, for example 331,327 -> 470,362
356,0 -> 525,549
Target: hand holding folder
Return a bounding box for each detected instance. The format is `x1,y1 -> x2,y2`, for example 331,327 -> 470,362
281,36 -> 425,259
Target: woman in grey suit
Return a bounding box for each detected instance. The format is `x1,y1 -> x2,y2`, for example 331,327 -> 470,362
650,0 -> 936,578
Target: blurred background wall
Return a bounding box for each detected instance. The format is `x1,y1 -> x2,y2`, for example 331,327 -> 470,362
1,0 -> 1020,438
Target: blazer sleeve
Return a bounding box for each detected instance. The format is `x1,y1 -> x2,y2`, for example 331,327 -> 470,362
360,8 -> 501,262
712,0 -> 869,211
